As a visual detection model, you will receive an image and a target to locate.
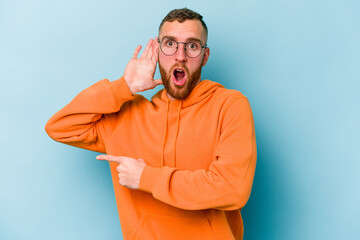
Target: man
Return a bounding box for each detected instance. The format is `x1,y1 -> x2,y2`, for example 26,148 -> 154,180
45,8 -> 256,240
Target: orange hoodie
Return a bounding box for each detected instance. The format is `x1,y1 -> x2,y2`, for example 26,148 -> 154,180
45,77 -> 256,240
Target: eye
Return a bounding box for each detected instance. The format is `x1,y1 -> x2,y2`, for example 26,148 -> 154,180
187,42 -> 199,50
164,40 -> 176,47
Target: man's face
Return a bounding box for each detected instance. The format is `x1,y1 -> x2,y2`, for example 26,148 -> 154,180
157,20 -> 210,100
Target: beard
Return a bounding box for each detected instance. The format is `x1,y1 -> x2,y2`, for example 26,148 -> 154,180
159,62 -> 202,100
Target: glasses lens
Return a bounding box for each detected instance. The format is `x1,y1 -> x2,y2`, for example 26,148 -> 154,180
186,42 -> 202,58
161,39 -> 177,56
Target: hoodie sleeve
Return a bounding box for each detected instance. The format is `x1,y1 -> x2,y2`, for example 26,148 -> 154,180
139,97 -> 256,211
45,77 -> 134,153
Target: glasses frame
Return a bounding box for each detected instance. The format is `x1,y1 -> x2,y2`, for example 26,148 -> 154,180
157,38 -> 207,58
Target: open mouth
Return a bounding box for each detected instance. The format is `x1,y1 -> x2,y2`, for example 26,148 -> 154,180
173,68 -> 186,86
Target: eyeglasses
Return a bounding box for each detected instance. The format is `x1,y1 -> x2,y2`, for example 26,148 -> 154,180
158,38 -> 207,58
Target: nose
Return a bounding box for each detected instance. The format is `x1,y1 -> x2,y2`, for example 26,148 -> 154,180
175,43 -> 187,62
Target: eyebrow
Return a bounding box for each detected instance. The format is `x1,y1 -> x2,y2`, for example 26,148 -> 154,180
161,35 -> 203,43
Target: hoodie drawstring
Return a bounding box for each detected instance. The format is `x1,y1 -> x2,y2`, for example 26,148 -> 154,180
161,101 -> 170,167
161,100 -> 182,168
173,101 -> 182,167
158,80 -> 221,168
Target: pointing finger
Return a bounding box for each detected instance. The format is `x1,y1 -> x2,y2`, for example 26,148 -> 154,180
96,155 -> 122,164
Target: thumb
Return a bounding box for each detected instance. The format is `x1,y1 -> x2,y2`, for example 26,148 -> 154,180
153,79 -> 163,86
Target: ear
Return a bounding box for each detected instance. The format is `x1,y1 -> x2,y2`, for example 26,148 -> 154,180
201,47 -> 210,67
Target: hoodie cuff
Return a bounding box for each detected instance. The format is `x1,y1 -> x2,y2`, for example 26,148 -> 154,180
139,165 -> 161,193
109,76 -> 134,105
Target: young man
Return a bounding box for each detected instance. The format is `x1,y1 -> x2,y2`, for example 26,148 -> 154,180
46,8 -> 256,240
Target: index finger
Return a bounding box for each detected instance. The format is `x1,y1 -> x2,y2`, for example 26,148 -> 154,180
96,155 -> 122,164
132,45 -> 142,59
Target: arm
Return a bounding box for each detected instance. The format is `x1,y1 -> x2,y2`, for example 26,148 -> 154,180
139,97 -> 256,211
45,77 -> 134,153
45,38 -> 162,152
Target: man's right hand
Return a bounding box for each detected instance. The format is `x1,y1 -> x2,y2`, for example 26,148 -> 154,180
124,38 -> 163,94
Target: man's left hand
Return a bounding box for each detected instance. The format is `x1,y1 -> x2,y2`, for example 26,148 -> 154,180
96,155 -> 146,189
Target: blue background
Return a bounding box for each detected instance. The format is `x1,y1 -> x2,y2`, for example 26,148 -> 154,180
1,0 -> 359,239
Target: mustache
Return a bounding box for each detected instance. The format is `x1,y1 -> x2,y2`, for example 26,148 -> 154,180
170,63 -> 189,75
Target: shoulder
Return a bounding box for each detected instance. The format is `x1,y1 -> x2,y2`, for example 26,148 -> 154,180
211,83 -> 250,108
199,82 -> 253,124
210,87 -> 254,131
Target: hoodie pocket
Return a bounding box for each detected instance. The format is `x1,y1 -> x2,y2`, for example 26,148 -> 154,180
129,213 -> 218,240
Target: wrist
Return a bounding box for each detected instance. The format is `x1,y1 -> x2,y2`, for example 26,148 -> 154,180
123,75 -> 137,94
139,165 -> 161,193
109,77 -> 135,102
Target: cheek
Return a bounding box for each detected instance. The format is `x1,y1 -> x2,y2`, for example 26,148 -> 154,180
158,55 -> 172,69
188,59 -> 203,72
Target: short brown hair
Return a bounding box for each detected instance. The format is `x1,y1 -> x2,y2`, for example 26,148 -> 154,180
159,8 -> 208,40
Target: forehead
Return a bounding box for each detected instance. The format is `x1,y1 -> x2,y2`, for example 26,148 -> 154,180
159,19 -> 206,42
